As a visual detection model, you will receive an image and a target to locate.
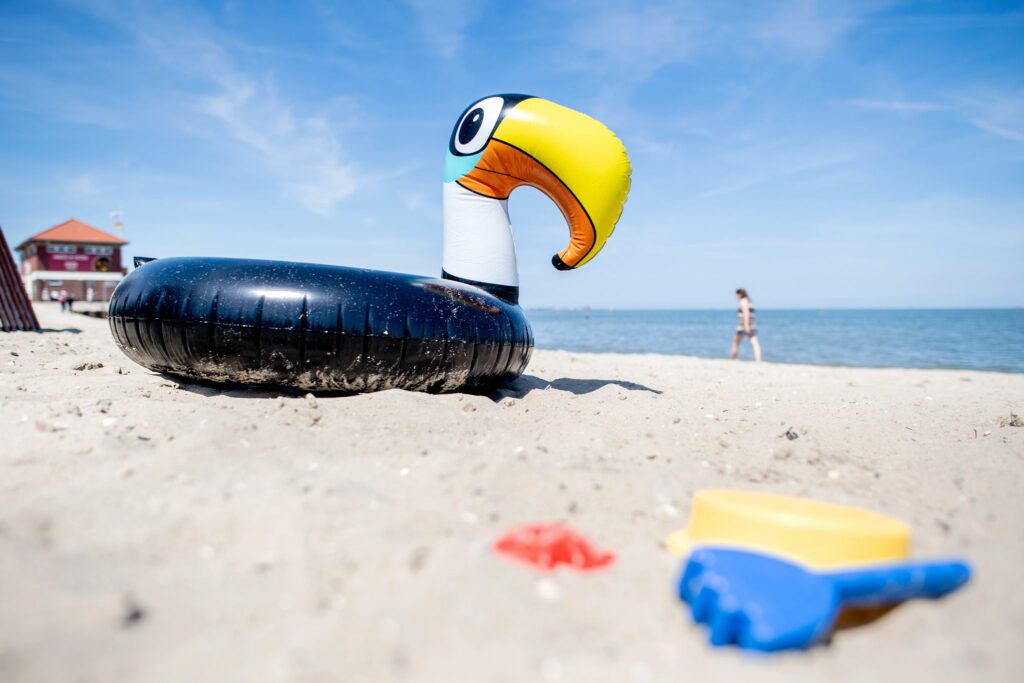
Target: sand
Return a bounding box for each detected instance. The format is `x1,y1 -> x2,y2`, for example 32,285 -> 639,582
1,302 -> 1022,682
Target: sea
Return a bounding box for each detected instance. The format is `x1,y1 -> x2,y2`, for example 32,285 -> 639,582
527,308 -> 1024,374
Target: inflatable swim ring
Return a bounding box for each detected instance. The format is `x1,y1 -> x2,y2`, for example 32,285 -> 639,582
109,95 -> 631,392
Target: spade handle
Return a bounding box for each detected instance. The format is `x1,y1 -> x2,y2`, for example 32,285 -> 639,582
829,560 -> 971,606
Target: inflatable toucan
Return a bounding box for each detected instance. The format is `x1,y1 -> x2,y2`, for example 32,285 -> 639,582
109,95 -> 632,392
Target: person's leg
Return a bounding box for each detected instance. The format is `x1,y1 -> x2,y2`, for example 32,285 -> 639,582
730,332 -> 742,359
750,333 -> 762,362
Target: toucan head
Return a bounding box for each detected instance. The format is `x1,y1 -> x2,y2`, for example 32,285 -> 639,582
441,95 -> 631,303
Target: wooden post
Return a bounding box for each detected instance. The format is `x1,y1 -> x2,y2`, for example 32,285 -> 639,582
0,226 -> 41,331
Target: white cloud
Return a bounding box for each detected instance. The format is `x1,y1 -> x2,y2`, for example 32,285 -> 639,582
835,99 -> 950,113
702,144 -> 863,197
62,0 -> 360,215
954,91 -> 1024,143
67,172 -> 99,198
560,0 -> 888,102
197,76 -> 357,216
566,2 -> 704,88
837,92 -> 1024,143
751,0 -> 891,59
405,0 -> 483,59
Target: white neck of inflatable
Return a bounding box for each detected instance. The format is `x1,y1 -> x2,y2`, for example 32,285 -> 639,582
442,182 -> 519,291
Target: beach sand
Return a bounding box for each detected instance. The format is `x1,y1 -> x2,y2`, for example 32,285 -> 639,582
2,303 -> 1022,682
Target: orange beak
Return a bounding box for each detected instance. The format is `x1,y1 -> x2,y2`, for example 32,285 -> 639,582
456,139 -> 597,269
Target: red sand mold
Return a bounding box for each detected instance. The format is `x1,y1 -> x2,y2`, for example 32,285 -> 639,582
493,523 -> 616,571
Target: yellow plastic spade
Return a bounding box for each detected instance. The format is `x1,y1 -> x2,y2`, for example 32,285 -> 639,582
665,490 -> 911,569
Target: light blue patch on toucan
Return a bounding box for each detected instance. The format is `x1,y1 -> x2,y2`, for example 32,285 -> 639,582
444,150 -> 483,183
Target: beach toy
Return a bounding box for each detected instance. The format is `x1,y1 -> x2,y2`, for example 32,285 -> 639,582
678,546 -> 971,652
665,489 -> 911,569
108,95 -> 631,392
494,523 -> 615,572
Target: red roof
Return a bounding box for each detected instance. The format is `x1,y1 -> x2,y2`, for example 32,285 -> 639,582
16,218 -> 128,251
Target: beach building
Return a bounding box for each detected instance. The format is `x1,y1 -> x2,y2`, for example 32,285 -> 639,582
16,218 -> 128,302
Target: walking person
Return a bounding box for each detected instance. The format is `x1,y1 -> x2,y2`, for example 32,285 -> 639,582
730,288 -> 762,361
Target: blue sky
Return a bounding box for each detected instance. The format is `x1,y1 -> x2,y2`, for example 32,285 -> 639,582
1,0 -> 1022,308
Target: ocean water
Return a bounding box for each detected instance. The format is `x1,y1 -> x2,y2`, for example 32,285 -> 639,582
527,308 -> 1024,374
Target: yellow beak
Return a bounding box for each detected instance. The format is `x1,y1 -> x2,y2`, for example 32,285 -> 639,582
456,98 -> 631,270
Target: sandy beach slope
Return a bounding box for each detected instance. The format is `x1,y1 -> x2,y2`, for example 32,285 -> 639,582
2,303 -> 1022,682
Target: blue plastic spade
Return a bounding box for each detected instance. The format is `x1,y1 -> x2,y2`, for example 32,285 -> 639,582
678,546 -> 971,652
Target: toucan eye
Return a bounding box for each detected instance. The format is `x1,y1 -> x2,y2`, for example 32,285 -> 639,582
452,96 -> 504,156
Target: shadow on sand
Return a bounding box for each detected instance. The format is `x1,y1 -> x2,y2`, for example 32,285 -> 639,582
492,374 -> 662,399
165,376 -> 306,400
163,372 -> 662,401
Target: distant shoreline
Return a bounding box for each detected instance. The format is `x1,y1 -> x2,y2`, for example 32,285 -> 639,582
525,306 -> 1024,312
529,346 -> 1024,376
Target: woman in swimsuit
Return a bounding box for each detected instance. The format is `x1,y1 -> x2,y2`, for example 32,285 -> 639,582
731,288 -> 762,362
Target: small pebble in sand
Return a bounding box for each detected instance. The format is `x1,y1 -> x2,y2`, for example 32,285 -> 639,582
9,351 -> 18,356
462,403 -> 477,413
1000,413 -> 1024,428
541,658 -> 563,682
73,361 -> 104,371
121,596 -> 146,628
96,399 -> 113,413
408,546 -> 430,572
783,428 -> 800,440
628,662 -> 654,683
535,578 -> 562,601
304,393 -> 318,408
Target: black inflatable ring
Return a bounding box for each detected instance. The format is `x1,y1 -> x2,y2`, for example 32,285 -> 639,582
109,257 -> 533,393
